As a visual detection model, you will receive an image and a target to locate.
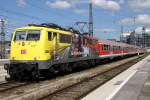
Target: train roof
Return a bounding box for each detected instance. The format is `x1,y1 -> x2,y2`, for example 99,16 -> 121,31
98,39 -> 137,47
15,26 -> 73,35
14,23 -> 143,49
83,35 -> 98,40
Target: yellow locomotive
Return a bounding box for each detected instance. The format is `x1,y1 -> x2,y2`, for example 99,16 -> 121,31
5,23 -> 74,80
10,24 -> 72,61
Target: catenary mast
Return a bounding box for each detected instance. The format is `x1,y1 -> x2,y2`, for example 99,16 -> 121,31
89,1 -> 93,36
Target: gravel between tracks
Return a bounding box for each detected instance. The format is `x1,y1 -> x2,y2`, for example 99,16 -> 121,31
0,55 -> 146,100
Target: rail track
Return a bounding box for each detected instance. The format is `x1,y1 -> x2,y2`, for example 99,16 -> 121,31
0,54 -> 147,100
0,81 -> 29,92
41,54 -> 147,100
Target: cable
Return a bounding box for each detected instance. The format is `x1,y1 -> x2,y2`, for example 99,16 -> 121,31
26,1 -> 73,21
0,14 -> 9,18
0,7 -> 48,22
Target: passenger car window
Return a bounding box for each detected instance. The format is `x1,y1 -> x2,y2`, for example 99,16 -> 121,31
102,45 -> 109,51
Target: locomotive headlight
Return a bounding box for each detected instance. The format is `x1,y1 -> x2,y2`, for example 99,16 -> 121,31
12,57 -> 15,60
45,50 -> 49,53
34,57 -> 37,60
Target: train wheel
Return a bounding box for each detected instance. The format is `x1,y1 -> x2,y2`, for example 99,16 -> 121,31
81,61 -> 90,68
31,67 -> 40,81
89,60 -> 96,67
5,76 -> 13,81
18,74 -> 24,81
66,64 -> 72,72
60,64 -> 72,73
9,70 -> 18,81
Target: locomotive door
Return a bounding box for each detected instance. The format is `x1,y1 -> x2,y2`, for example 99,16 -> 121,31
110,45 -> 113,57
53,33 -> 58,59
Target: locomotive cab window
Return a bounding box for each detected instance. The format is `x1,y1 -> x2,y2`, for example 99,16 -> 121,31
14,31 -> 26,41
14,30 -> 40,41
26,30 -> 40,41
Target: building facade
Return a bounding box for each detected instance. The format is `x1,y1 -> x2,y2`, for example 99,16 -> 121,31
122,27 -> 150,52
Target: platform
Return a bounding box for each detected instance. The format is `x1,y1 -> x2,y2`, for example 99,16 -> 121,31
82,55 -> 150,100
0,60 -> 8,82
0,59 -> 9,66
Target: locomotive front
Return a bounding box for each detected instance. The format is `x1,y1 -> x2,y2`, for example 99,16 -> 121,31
4,26 -> 51,80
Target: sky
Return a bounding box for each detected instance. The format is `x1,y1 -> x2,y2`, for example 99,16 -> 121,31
0,0 -> 150,40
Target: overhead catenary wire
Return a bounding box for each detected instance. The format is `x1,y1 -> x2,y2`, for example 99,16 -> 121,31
0,1 -> 86,35
0,1 -> 85,28
0,14 -> 9,18
0,7 -> 48,22
0,14 -> 28,22
26,1 -> 75,21
0,14 -> 29,29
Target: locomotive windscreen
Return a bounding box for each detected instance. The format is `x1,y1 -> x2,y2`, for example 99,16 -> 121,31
14,30 -> 40,41
14,31 -> 26,41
